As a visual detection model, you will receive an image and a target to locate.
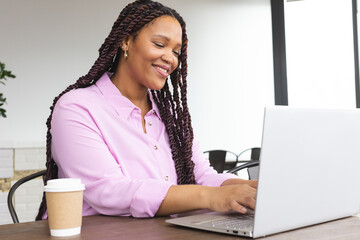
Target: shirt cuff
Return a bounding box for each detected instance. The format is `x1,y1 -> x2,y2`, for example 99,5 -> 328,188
130,179 -> 173,218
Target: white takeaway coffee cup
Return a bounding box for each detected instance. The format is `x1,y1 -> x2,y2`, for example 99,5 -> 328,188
44,178 -> 85,237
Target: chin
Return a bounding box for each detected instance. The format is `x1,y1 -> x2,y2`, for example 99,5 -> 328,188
151,86 -> 165,91
150,80 -> 167,91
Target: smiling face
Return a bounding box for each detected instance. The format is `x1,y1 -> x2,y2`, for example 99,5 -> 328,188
120,15 -> 182,91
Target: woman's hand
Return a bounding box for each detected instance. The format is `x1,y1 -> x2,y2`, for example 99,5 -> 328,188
156,178 -> 258,216
205,180 -> 257,214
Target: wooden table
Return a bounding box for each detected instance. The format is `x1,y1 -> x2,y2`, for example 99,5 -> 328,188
1,213 -> 360,240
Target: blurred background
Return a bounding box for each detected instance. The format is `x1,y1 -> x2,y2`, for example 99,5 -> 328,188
0,0 -> 358,223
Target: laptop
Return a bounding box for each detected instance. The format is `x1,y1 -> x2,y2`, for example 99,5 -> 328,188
166,106 -> 360,238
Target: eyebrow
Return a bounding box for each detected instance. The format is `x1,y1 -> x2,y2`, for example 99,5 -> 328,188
153,34 -> 182,47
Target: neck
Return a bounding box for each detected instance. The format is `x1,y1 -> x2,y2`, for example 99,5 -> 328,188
111,66 -> 151,111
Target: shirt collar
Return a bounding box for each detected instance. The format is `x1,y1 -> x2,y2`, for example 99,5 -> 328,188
95,72 -> 162,120
148,91 -> 162,119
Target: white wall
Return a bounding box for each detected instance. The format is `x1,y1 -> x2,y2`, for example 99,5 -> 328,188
179,0 -> 274,152
0,0 -> 274,154
285,0 -> 356,108
0,0 -> 129,147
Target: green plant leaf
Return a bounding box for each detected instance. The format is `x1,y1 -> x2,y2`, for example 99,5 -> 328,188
0,61 -> 15,118
0,62 -> 16,80
0,93 -> 6,103
0,108 -> 6,118
3,70 -> 15,79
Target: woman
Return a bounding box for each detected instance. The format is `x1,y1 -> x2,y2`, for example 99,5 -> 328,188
36,0 -> 257,220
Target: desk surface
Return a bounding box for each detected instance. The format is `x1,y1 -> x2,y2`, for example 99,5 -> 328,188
1,213 -> 360,240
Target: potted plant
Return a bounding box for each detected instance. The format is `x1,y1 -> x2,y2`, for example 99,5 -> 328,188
0,61 -> 16,118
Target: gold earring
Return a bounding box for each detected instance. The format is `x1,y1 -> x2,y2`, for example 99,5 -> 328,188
122,46 -> 128,58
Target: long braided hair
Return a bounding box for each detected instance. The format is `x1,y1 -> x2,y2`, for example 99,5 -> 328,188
36,0 -> 195,220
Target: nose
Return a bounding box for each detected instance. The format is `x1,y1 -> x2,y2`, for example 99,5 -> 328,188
161,51 -> 175,64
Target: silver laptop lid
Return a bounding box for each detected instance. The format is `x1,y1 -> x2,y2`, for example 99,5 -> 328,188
253,106 -> 360,238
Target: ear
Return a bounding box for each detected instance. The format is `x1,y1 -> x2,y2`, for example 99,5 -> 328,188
121,34 -> 132,51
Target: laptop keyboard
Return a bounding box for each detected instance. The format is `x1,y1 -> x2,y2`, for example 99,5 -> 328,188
198,213 -> 254,230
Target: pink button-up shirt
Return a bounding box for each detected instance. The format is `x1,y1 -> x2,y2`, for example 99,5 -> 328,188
51,72 -> 235,218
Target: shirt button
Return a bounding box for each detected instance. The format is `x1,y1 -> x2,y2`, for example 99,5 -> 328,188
153,145 -> 158,150
148,121 -> 152,126
164,176 -> 169,181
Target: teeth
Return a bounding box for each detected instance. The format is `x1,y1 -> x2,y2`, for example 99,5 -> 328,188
155,66 -> 168,73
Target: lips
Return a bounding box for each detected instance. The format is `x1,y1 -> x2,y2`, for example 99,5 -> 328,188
153,64 -> 170,78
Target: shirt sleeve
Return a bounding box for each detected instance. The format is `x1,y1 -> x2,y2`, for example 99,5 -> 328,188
51,93 -> 172,218
192,137 -> 239,186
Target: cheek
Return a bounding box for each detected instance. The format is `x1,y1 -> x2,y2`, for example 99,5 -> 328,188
144,47 -> 162,60
171,59 -> 179,73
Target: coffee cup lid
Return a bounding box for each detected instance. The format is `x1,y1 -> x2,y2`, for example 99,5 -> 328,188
44,178 -> 85,192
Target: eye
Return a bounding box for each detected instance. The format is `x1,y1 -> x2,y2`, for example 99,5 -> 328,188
154,42 -> 164,48
173,50 -> 180,56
